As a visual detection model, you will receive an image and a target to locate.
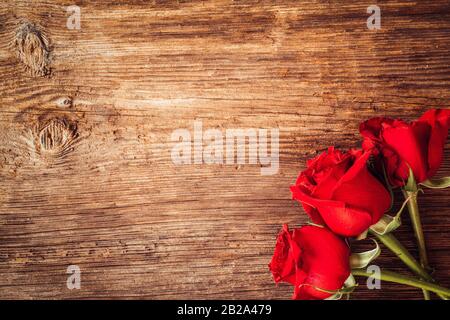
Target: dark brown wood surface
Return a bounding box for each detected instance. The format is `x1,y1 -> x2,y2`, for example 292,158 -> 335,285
0,0 -> 449,299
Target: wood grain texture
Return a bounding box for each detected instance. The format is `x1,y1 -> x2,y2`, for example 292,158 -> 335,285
0,0 -> 449,299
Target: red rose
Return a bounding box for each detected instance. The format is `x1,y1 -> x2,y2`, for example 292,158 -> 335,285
290,147 -> 391,237
360,109 -> 450,186
268,225 -> 350,300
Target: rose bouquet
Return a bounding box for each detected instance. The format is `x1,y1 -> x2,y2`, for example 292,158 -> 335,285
269,109 -> 450,300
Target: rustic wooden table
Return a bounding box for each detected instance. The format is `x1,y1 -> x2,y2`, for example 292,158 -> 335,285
0,1 -> 449,300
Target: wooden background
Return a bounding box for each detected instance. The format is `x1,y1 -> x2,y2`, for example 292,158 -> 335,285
0,0 -> 449,300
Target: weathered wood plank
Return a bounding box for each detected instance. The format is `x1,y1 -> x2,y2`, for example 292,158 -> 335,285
0,0 -> 449,299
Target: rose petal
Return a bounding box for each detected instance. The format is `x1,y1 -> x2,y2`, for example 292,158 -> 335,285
332,151 -> 391,224
290,185 -> 326,226
292,226 -> 350,299
382,121 -> 430,182
291,187 -> 373,237
418,109 -> 450,178
268,225 -> 297,285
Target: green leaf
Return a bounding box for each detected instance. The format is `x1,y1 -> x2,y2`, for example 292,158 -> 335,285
420,177 -> 450,189
350,240 -> 381,269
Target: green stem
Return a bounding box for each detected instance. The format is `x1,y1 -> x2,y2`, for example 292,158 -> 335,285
352,269 -> 450,297
403,190 -> 430,269
402,189 -> 431,299
369,230 -> 447,299
369,230 -> 429,279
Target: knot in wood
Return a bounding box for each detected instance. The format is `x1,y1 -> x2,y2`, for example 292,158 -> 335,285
36,118 -> 78,158
14,23 -> 51,77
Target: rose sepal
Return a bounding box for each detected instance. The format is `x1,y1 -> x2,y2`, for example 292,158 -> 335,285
404,167 -> 418,193
420,177 -> 450,189
369,195 -> 410,235
322,275 -> 358,300
350,239 -> 381,269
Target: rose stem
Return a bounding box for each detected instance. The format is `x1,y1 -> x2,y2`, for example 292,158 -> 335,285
402,189 -> 430,269
368,230 -> 445,299
402,189 -> 431,300
352,269 -> 450,297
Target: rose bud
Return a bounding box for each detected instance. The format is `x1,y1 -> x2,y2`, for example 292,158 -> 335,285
269,224 -> 350,300
360,108 -> 450,186
290,147 -> 391,237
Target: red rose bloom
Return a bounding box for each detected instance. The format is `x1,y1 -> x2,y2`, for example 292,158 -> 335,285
268,225 -> 350,300
290,147 -> 391,237
360,108 -> 450,186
